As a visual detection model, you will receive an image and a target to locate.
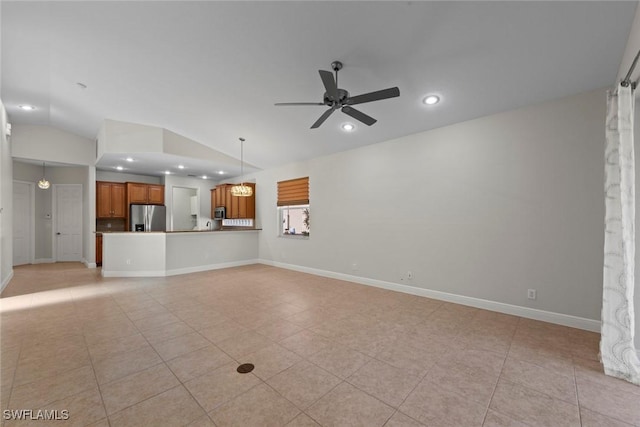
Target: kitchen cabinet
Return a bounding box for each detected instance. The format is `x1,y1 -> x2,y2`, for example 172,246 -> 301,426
96,234 -> 103,266
148,185 -> 164,204
211,183 -> 255,219
96,181 -> 126,218
126,183 -> 165,205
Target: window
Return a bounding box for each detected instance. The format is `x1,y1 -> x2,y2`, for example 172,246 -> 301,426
277,177 -> 309,237
279,205 -> 309,236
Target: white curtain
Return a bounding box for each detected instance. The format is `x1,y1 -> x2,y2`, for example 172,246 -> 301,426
602,83 -> 640,385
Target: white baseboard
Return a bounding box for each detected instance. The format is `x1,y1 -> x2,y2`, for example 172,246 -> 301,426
0,270 -> 14,293
32,258 -> 55,264
82,259 -> 97,269
102,269 -> 165,278
259,259 -> 601,333
165,259 -> 259,277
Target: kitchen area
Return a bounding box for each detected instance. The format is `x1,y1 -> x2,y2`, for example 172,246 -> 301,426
92,120 -> 261,277
96,178 -> 259,277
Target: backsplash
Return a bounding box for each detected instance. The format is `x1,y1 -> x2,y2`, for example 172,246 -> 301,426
96,218 -> 126,232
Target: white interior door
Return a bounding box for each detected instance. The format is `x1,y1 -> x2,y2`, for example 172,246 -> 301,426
55,184 -> 82,262
12,181 -> 32,266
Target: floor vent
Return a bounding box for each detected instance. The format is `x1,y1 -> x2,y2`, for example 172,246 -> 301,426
237,363 -> 255,374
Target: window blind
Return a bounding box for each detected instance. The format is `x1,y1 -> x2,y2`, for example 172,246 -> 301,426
277,177 -> 309,206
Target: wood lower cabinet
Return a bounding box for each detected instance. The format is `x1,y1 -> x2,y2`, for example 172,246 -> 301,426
211,183 -> 255,219
96,182 -> 126,218
96,234 -> 103,266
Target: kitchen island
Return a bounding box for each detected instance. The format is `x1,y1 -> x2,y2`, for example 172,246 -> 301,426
101,229 -> 260,277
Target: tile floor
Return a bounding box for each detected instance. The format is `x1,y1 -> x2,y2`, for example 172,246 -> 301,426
1,263 -> 638,426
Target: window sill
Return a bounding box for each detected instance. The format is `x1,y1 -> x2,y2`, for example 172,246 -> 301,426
279,234 -> 310,240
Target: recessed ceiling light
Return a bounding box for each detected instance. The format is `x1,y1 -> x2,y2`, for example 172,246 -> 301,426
423,95 -> 440,105
218,171 -> 225,175
116,166 -> 124,171
19,105 -> 35,111
202,175 -> 208,179
178,165 -> 185,169
125,157 -> 134,162
164,171 -> 171,175
341,123 -> 355,132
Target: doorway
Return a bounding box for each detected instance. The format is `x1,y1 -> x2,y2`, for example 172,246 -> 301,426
171,186 -> 198,231
53,184 -> 83,262
12,181 -> 34,266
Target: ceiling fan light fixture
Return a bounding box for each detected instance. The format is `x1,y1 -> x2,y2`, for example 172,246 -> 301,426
423,95 -> 440,105
38,162 -> 50,190
341,123 -> 355,132
231,137 -> 253,197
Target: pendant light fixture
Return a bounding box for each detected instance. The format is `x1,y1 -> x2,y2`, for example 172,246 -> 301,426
230,137 -> 253,197
38,162 -> 50,190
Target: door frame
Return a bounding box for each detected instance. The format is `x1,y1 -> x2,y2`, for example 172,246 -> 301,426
52,184 -> 83,262
12,180 -> 35,265
169,185 -> 200,231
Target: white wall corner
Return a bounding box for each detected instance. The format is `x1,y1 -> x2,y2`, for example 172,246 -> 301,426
259,259 -> 601,333
0,270 -> 13,293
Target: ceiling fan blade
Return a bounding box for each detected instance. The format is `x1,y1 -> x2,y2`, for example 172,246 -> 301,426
345,87 -> 400,106
275,102 -> 325,106
311,107 -> 336,129
341,106 -> 377,126
319,70 -> 339,101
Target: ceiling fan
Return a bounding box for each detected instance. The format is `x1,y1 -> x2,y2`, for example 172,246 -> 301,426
275,61 -> 400,129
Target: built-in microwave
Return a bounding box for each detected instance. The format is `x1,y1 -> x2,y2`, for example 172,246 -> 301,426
214,207 -> 226,219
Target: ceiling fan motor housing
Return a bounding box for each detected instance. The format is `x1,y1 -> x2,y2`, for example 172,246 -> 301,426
324,89 -> 350,106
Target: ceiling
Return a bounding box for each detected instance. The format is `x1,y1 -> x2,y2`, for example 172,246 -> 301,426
2,2 -> 636,171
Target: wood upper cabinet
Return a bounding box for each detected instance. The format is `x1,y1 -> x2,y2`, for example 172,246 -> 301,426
148,185 -> 164,204
211,183 -> 255,219
126,182 -> 165,205
127,183 -> 148,204
96,181 -> 126,218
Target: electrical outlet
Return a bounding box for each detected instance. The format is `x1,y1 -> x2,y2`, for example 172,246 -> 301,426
407,271 -> 413,280
527,289 -> 537,300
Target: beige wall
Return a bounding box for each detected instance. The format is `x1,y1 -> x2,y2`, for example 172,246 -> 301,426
12,125 -> 95,166
13,161 -> 87,261
0,101 -> 12,289
254,88 -> 606,326
96,170 -> 161,184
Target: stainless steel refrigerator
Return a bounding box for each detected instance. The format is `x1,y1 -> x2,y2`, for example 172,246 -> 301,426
129,204 -> 166,232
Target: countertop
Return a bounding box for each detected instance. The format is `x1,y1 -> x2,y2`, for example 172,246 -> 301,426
98,229 -> 261,235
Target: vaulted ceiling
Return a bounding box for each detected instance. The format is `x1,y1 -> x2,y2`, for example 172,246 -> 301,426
2,2 -> 636,171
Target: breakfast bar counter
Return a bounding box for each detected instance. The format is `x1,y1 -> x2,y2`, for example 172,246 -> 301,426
101,230 -> 260,277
